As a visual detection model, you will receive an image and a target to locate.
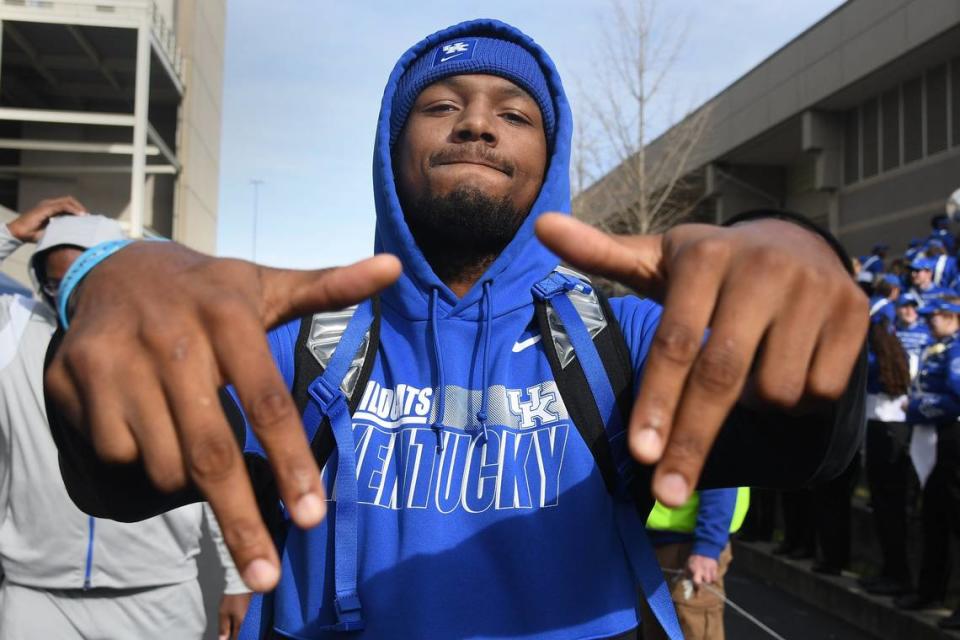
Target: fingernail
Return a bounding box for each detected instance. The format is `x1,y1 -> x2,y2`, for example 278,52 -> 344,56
242,558 -> 278,591
295,493 -> 326,524
219,635 -> 228,640
657,472 -> 689,506
634,428 -> 662,459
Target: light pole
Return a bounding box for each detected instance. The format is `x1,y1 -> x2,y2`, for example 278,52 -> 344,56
250,178 -> 264,262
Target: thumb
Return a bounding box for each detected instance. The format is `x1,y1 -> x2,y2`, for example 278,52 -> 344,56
535,213 -> 665,297
257,254 -> 402,327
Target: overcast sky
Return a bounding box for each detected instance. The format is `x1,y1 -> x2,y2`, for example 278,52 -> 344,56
216,0 -> 846,269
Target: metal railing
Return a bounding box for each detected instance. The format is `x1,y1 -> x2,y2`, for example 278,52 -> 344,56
0,0 -> 184,79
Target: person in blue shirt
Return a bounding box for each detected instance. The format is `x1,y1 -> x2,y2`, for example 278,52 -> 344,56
924,240 -> 957,288
859,243 -> 888,276
905,238 -> 924,263
868,275 -> 900,325
894,294 -> 933,378
643,489 -> 746,640
908,258 -> 955,306
40,20 -> 869,640
928,214 -> 956,255
896,299 -> 960,630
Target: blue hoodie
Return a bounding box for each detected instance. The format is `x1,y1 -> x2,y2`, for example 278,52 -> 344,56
236,18 -> 668,640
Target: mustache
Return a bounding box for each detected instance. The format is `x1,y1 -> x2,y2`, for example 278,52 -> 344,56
429,146 -> 515,177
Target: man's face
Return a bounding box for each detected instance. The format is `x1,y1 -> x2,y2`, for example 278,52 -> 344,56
41,246 -> 83,299
911,268 -> 932,288
929,311 -> 959,338
897,304 -> 918,325
394,73 -> 548,218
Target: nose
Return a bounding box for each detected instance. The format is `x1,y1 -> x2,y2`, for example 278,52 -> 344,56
453,101 -> 497,145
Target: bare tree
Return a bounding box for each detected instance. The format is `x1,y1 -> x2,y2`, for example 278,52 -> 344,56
572,0 -> 713,235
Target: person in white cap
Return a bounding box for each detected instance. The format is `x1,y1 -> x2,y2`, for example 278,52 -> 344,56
0,198 -> 250,640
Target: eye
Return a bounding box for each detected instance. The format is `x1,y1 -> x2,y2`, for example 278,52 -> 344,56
502,111 -> 532,126
423,102 -> 458,114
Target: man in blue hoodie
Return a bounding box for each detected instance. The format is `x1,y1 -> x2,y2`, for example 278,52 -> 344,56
43,20 -> 867,640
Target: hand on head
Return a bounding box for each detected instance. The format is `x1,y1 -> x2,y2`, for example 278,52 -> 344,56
6,196 -> 87,243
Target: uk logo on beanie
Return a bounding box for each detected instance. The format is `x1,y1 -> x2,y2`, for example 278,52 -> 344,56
434,39 -> 477,65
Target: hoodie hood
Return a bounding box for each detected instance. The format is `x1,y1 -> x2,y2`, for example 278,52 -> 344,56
373,19 -> 573,322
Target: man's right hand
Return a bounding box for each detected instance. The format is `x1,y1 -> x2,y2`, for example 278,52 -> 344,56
6,196 -> 87,242
44,241 -> 401,591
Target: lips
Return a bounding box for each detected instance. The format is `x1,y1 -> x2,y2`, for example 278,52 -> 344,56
429,148 -> 515,177
435,159 -> 511,176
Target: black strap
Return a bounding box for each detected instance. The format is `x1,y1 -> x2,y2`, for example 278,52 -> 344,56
291,296 -> 381,468
534,288 -> 650,514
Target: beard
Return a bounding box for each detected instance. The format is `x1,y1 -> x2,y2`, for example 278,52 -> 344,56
403,186 -> 526,285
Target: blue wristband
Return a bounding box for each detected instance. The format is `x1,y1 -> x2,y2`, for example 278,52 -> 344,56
57,239 -> 149,328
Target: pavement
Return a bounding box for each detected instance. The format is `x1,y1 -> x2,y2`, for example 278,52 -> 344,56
731,539 -> 960,640
725,565 -> 879,639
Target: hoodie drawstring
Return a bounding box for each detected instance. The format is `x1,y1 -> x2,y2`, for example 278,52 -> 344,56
475,281 -> 493,445
429,283 -> 495,450
429,288 -> 447,451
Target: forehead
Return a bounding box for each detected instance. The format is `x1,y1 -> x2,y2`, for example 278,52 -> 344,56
420,74 -> 535,102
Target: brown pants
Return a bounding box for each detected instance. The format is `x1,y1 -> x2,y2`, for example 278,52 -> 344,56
639,542 -> 733,640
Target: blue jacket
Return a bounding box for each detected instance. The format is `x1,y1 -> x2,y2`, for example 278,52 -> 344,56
859,254 -> 884,275
909,284 -> 956,306
868,296 -> 895,325
931,255 -> 958,287
929,230 -> 956,255
907,332 -> 960,424
646,489 -> 736,560
896,319 -> 933,363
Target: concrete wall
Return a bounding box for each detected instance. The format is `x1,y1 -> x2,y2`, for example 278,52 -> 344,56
173,0 -> 225,255
838,147 -> 960,253
576,0 -> 960,230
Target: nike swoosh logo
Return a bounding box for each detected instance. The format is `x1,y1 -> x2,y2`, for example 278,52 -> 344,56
512,335 -> 543,353
440,52 -> 466,62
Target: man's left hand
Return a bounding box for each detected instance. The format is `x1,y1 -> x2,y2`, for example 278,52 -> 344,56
687,554 -> 719,587
535,214 -> 868,507
218,592 -> 252,640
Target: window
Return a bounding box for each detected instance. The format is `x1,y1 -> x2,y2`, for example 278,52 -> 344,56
903,76 -> 923,163
951,57 -> 960,147
862,98 -> 879,178
926,64 -> 948,155
881,88 -> 900,170
844,109 -> 859,185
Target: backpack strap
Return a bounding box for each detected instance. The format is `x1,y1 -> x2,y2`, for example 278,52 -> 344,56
300,299 -> 375,631
532,270 -> 682,640
250,297 -> 380,636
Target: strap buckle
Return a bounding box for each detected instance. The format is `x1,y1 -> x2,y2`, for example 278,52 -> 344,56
308,376 -> 346,414
331,592 -> 365,631
531,272 -> 592,301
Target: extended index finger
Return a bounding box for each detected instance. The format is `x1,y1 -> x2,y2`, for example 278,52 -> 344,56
535,214 -> 665,296
258,254 -> 402,327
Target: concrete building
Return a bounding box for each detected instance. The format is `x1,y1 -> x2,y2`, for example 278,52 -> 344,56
0,0 -> 225,287
576,0 -> 960,257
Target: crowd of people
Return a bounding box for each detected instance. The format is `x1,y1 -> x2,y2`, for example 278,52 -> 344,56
741,211 -> 960,632
858,212 -> 960,629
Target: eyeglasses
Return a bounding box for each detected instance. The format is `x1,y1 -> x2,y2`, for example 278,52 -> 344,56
42,279 -> 60,299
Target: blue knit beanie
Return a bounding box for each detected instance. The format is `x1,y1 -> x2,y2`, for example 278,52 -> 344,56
390,36 -> 555,147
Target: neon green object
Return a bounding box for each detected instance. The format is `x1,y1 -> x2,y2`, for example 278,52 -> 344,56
646,487 -> 750,533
